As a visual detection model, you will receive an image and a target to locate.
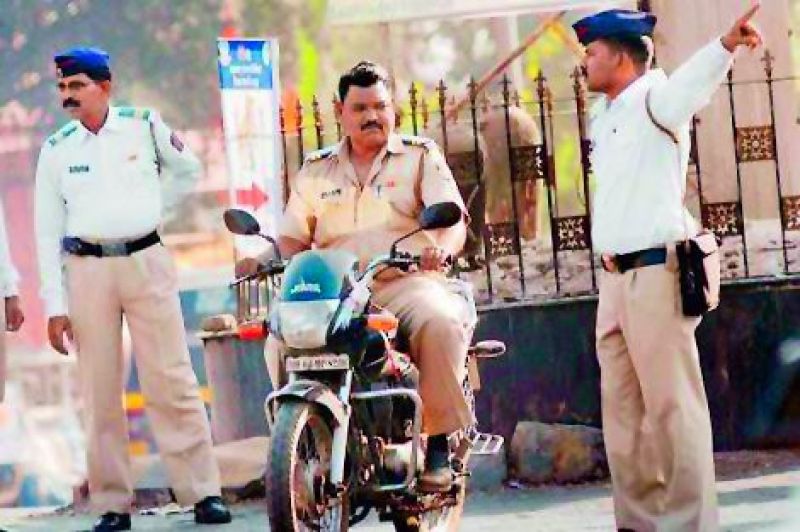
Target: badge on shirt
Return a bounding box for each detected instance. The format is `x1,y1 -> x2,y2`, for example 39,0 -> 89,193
68,165 -> 90,174
320,188 -> 342,200
373,180 -> 397,198
170,131 -> 184,152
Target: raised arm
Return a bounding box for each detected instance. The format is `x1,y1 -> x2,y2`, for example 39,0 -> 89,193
649,3 -> 763,130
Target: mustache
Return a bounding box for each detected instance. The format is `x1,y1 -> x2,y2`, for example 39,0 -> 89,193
361,121 -> 382,131
62,98 -> 80,109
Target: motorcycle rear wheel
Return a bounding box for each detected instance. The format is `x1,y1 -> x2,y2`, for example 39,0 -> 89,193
266,402 -> 349,532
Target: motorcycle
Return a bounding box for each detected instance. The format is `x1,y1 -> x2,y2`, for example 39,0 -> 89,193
224,201 -> 505,531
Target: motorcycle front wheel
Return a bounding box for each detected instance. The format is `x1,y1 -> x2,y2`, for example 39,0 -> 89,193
266,402 -> 349,532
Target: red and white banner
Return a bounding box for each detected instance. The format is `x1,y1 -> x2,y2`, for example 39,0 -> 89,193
217,38 -> 282,257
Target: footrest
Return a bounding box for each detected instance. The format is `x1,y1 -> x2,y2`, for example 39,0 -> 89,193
469,340 -> 506,359
471,432 -> 504,455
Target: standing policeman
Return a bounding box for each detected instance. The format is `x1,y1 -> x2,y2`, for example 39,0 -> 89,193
34,47 -> 231,531
574,5 -> 762,531
0,202 -> 24,402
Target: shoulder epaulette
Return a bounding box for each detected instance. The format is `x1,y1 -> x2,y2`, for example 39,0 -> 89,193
47,122 -> 79,147
116,106 -> 153,121
400,134 -> 436,150
304,146 -> 335,163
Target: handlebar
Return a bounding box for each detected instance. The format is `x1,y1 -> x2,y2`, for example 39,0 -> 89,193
260,260 -> 286,276
386,251 -> 453,272
233,250 -> 452,287
387,251 -> 420,271
231,260 -> 286,287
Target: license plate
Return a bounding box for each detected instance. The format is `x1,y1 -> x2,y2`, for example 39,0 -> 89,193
285,354 -> 350,372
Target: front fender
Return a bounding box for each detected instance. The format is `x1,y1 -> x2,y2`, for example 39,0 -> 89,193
264,379 -> 348,429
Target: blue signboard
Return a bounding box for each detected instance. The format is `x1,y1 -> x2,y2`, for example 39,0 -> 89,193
217,39 -> 274,90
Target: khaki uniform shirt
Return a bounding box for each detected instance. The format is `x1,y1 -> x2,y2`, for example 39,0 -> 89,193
279,133 -> 466,268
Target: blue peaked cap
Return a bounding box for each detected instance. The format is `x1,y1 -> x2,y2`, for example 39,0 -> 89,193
572,9 -> 657,46
54,46 -> 111,80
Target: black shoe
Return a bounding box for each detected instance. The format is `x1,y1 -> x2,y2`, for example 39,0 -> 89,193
419,434 -> 453,493
194,495 -> 232,525
419,464 -> 454,493
92,512 -> 131,531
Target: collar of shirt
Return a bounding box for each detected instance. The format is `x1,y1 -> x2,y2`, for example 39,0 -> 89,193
332,133 -> 407,186
331,133 -> 407,159
73,106 -> 125,141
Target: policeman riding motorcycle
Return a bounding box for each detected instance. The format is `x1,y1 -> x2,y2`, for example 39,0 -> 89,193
225,202 -> 504,531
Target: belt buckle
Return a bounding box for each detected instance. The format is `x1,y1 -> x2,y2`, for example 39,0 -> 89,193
601,254 -> 619,273
62,237 -> 84,255
101,242 -> 128,257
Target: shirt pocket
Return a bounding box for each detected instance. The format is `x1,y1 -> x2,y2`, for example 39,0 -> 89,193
60,161 -> 98,202
124,145 -> 158,177
376,180 -> 417,220
610,121 -> 640,151
315,188 -> 356,240
315,187 -> 348,215
120,146 -> 160,196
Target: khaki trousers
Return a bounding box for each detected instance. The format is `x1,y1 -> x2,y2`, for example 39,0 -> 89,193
596,263 -> 718,532
66,244 -> 220,513
0,303 -> 5,402
373,274 -> 474,435
266,274 -> 474,436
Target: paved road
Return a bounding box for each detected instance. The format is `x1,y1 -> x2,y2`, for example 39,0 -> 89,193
4,468 -> 799,531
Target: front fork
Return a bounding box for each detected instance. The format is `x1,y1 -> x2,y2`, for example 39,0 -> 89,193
329,370 -> 353,486
324,369 -> 426,492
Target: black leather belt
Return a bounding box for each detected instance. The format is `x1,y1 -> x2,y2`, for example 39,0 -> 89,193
62,231 -> 161,258
603,247 -> 667,274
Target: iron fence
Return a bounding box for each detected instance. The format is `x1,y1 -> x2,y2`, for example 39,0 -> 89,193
273,49 -> 800,308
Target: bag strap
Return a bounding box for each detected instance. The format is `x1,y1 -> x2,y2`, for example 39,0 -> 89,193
645,88 -> 692,243
645,89 -> 679,145
149,118 -> 163,176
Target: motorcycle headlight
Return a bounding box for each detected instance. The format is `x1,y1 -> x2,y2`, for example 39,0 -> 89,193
278,299 -> 340,349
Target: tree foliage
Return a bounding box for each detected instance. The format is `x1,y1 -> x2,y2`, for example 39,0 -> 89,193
1,0 -> 224,128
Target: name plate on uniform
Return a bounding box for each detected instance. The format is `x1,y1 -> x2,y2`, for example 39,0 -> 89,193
285,354 -> 350,372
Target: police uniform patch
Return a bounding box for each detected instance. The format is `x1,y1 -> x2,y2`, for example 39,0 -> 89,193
305,146 -> 335,163
400,134 -> 435,150
170,131 -> 184,152
47,122 -> 78,147
117,107 -> 152,120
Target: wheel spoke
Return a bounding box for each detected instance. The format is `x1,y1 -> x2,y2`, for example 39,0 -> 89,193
287,409 -> 346,531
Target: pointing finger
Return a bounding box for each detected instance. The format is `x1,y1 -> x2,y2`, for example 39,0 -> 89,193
738,3 -> 761,26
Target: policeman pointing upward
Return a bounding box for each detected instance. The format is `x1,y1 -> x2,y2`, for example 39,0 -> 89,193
574,5 -> 762,531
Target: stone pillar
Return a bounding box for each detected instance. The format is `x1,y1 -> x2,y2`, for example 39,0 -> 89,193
650,0 -> 799,273
201,330 -> 271,443
489,16 -> 526,91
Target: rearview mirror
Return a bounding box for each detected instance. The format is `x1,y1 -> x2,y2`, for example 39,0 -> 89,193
418,202 -> 462,230
224,208 -> 261,236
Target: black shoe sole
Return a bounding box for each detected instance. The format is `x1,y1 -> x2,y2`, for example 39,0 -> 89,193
195,515 -> 233,525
